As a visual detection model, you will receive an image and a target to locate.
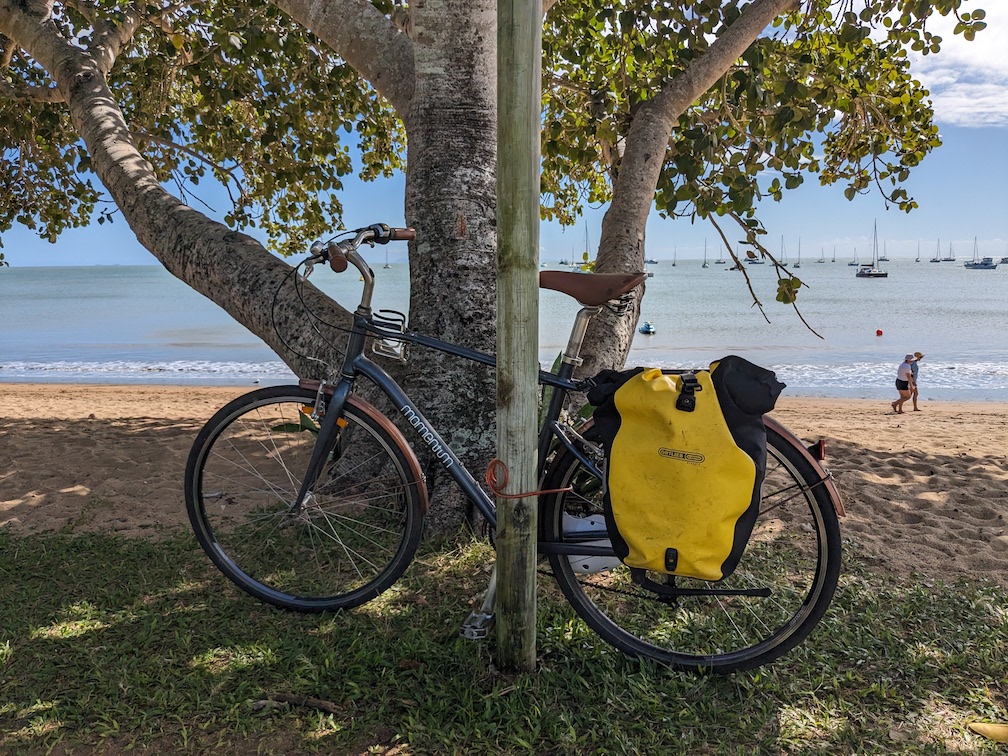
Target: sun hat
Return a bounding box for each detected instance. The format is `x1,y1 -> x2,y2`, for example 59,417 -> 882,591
914,352 -> 924,359
904,354 -> 914,361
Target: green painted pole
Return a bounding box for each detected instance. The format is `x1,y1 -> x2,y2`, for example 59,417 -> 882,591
496,0 -> 542,671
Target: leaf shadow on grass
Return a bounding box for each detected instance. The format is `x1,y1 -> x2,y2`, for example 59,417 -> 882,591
0,531 -> 1005,754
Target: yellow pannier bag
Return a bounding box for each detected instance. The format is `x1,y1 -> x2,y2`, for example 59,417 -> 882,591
587,356 -> 784,581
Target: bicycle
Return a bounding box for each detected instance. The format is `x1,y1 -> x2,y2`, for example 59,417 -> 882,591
185,222 -> 844,673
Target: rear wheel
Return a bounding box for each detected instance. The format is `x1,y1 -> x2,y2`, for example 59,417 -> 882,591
540,423 -> 841,672
185,386 -> 425,612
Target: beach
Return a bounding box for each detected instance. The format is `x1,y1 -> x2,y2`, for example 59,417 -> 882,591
1,383 -> 1006,587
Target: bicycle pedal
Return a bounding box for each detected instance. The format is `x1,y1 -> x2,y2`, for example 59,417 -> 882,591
459,610 -> 495,640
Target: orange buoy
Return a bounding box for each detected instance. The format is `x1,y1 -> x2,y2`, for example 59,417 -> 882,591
876,329 -> 883,336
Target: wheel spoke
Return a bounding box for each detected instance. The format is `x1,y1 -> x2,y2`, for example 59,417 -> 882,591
186,390 -> 423,612
540,424 -> 840,671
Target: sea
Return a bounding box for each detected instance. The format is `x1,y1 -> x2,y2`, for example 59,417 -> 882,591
2,258 -> 1007,402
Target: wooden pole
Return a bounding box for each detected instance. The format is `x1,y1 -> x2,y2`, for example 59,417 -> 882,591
495,0 -> 542,671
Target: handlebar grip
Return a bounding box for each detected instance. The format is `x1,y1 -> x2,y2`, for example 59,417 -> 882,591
368,223 -> 416,244
326,241 -> 348,273
389,227 -> 416,242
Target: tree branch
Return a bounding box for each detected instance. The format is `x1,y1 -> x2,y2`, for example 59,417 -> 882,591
63,0 -> 97,25
1,33 -> 13,66
0,75 -> 64,102
651,0 -> 799,124
90,4 -> 144,75
273,0 -> 415,114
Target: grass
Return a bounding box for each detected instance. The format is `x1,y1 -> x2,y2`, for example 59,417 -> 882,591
0,531 -> 1005,754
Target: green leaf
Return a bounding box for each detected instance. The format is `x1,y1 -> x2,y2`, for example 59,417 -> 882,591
271,411 -> 319,435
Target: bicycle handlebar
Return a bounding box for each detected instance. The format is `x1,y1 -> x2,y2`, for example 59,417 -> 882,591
371,224 -> 416,244
317,223 -> 415,273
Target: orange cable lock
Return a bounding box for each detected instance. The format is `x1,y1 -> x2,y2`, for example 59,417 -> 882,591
484,458 -> 573,499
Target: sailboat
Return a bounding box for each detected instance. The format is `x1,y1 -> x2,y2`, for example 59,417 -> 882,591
746,244 -> 765,264
847,247 -> 860,266
964,237 -> 998,269
831,245 -> 836,263
383,245 -> 391,269
942,242 -> 956,262
915,241 -> 921,263
855,222 -> 888,278
817,247 -> 826,263
715,245 -> 726,264
793,238 -> 801,268
569,225 -> 592,272
671,247 -> 677,267
558,242 -> 570,266
930,238 -> 941,263
702,239 -> 709,268
780,237 -> 788,266
878,241 -> 889,262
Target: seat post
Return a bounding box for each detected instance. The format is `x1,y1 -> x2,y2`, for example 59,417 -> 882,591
562,305 -> 602,367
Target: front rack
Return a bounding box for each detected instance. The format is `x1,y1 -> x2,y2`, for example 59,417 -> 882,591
372,309 -> 408,363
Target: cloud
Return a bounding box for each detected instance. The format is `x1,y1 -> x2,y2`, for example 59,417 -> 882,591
909,5 -> 1008,127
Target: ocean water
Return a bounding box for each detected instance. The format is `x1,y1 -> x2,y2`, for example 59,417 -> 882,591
1,258 -> 1007,401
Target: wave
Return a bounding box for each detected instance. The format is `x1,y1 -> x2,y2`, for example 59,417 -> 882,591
4,358 -> 1007,400
0,360 -> 297,385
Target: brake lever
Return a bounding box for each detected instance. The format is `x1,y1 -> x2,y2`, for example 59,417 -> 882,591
303,240 -> 327,278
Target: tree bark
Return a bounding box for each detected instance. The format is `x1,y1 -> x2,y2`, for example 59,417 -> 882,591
4,0 -> 502,534
0,0 -> 349,381
285,0 -> 500,531
399,0 -> 498,530
580,0 -> 800,379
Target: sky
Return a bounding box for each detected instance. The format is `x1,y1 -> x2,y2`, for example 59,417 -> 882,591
4,6 -> 1007,267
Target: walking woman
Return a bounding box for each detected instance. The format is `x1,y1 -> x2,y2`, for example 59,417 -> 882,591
892,354 -> 915,414
911,352 -> 924,411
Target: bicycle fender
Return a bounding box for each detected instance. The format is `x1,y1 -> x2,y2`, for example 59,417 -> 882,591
763,416 -> 846,517
349,395 -> 430,514
300,381 -> 430,514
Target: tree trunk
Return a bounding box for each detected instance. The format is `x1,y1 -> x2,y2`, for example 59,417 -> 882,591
580,0 -> 800,378
6,0 -> 502,534
397,0 -> 499,532
279,0 -> 500,533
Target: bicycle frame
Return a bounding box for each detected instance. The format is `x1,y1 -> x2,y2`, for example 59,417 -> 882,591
188,226 -> 844,662
292,255 -> 608,558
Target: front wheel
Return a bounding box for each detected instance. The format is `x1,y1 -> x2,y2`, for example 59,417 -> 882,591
540,422 -> 841,672
185,386 -> 425,612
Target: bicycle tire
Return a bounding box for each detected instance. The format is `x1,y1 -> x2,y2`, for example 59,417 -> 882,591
185,385 -> 426,612
539,421 -> 841,672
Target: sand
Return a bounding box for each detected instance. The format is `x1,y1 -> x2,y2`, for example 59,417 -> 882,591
1,383 -> 1006,587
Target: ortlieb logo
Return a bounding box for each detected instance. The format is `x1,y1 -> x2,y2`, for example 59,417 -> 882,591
659,448 -> 704,464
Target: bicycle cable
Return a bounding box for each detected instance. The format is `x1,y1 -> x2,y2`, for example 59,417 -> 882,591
269,231 -> 359,373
